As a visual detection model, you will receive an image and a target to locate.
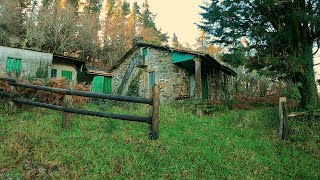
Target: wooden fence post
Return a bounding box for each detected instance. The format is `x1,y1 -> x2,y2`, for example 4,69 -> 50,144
149,84 -> 160,140
9,84 -> 18,111
278,97 -> 289,139
62,81 -> 73,129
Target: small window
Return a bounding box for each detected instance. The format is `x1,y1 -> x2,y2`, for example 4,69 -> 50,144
142,48 -> 148,56
51,69 -> 57,78
62,70 -> 73,80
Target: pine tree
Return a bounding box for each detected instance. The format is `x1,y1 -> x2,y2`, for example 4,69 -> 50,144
195,30 -> 210,52
138,0 -> 168,44
172,33 -> 182,48
199,0 -> 320,109
127,3 -> 138,45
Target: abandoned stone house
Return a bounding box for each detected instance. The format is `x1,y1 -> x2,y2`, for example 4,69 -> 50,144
0,46 -> 86,82
112,43 -> 237,101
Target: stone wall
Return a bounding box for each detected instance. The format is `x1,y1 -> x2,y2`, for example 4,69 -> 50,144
207,68 -> 234,101
112,47 -> 190,101
138,48 -> 190,101
112,50 -> 142,95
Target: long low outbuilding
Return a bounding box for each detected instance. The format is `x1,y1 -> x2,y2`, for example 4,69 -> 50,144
0,46 -> 87,82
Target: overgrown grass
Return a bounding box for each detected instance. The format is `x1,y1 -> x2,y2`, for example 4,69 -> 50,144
0,101 -> 319,179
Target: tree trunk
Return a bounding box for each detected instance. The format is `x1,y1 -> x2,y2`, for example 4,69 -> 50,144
295,46 -> 318,110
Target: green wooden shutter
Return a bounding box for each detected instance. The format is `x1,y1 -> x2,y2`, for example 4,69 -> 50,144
202,74 -> 209,99
103,76 -> 112,94
62,70 -> 73,80
51,69 -> 57,78
6,57 -> 22,75
148,71 -> 155,92
5,58 -> 14,72
142,48 -> 148,56
92,75 -> 104,93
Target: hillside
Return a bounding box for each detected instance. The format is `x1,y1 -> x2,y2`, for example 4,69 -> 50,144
0,103 -> 319,179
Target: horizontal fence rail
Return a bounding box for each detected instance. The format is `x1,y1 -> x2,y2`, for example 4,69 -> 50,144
0,77 -> 153,105
0,77 -> 160,140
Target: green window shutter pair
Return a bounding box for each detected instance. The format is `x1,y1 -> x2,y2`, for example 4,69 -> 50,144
92,75 -> 112,94
6,57 -> 22,75
62,70 -> 73,80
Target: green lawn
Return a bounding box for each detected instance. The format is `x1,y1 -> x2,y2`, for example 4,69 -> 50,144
0,102 -> 319,179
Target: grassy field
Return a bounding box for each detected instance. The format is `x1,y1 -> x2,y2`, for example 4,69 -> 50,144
0,101 -> 319,179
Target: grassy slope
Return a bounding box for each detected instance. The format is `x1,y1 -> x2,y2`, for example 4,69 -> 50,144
0,103 -> 319,179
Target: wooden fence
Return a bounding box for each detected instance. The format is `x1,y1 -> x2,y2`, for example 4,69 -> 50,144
278,97 -> 319,140
0,77 -> 160,140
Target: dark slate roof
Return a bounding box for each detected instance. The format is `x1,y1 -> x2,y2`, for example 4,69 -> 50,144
112,42 -> 237,76
53,54 -> 87,62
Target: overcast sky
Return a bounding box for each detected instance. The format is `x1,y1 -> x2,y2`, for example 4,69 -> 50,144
126,0 -> 205,46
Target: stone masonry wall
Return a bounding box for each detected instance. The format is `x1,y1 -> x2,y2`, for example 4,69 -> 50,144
138,48 -> 190,101
112,51 -> 141,95
112,47 -> 190,101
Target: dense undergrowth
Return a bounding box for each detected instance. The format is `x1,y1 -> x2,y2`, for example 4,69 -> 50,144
0,101 -> 319,179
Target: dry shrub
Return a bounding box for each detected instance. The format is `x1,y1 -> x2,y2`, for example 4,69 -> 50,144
0,76 -> 91,105
73,82 -> 91,104
231,94 -> 298,110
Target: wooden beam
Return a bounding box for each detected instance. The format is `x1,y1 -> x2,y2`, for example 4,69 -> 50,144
149,84 -> 160,140
0,91 -> 152,123
194,58 -> 202,99
62,81 -> 73,129
278,97 -> 289,140
0,78 -> 152,105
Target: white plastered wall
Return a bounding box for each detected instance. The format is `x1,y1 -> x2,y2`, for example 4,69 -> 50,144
51,64 -> 77,82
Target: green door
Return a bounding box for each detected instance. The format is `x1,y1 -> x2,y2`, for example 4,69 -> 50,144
6,57 -> 22,76
202,74 -> 209,99
92,76 -> 112,94
92,75 -> 104,93
103,76 -> 112,94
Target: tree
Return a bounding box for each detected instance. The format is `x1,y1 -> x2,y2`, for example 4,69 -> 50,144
199,0 -> 320,109
22,2 -> 100,60
195,30 -> 210,52
207,44 -> 220,55
0,0 -> 26,48
138,0 -> 168,44
172,33 -> 182,48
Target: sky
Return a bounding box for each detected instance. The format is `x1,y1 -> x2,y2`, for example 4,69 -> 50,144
126,0 -> 206,46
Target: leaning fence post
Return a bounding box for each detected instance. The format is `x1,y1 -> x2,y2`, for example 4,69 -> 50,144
149,84 -> 160,140
278,97 -> 289,139
62,81 -> 73,129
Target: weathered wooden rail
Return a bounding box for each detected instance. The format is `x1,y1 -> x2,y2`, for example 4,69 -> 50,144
0,77 -> 160,140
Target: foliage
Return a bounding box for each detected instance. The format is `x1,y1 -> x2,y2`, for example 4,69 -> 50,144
0,104 -> 319,178
0,0 -> 26,48
127,69 -> 141,97
0,0 -> 168,66
0,78 -> 90,105
171,33 -> 182,48
199,0 -> 320,109
35,62 -> 49,80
